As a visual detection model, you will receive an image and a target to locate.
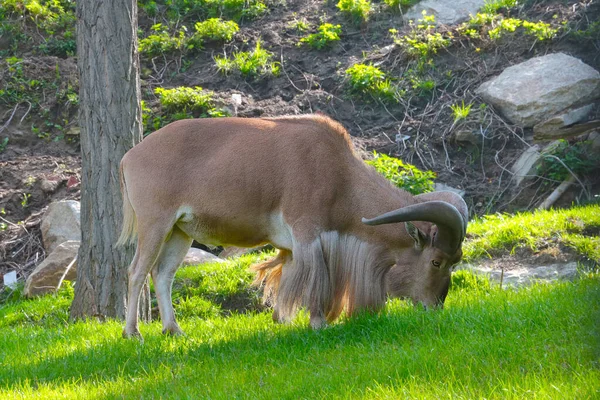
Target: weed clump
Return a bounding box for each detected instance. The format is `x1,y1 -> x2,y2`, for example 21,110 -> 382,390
299,23 -> 342,50
215,41 -> 280,77
337,0 -> 372,24
345,63 -> 399,103
194,18 -> 239,42
143,86 -> 228,134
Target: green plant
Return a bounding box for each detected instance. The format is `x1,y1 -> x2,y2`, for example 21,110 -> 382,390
522,20 -> 558,40
143,87 -> 229,134
450,101 -> 473,122
290,17 -> 310,32
345,63 -> 398,102
139,23 -> 191,56
481,0 -> 518,13
460,12 -> 559,42
215,41 -> 280,77
162,0 -> 269,22
299,23 -> 342,49
193,18 -> 239,42
20,193 -> 31,208
488,17 -> 522,39
0,137 -> 8,152
537,140 -> 595,183
391,12 -> 450,59
384,0 -> 419,12
155,86 -> 214,113
337,0 -> 372,23
366,151 -> 436,195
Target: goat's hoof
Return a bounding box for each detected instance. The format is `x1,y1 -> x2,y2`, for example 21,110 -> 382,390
309,317 -> 327,330
122,328 -> 144,341
162,325 -> 184,336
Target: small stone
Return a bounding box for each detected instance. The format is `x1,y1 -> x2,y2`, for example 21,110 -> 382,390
182,248 -> 224,266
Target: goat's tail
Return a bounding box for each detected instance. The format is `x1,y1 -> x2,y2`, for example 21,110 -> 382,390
116,161 -> 137,247
251,250 -> 290,304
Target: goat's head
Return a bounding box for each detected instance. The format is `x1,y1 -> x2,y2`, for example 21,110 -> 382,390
362,192 -> 468,309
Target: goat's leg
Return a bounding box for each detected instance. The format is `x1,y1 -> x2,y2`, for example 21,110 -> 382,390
123,225 -> 169,339
151,226 -> 192,336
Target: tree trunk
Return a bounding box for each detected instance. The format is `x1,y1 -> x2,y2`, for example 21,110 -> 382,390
70,0 -> 149,321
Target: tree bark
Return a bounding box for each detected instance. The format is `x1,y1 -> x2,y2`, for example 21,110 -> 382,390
70,0 -> 150,321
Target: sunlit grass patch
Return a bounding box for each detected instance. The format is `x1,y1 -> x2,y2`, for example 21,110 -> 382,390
0,273 -> 598,399
463,204 -> 600,263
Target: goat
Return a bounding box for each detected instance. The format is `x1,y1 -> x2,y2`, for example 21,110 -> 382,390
118,114 -> 468,338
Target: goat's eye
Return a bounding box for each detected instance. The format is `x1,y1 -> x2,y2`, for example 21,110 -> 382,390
431,260 -> 441,268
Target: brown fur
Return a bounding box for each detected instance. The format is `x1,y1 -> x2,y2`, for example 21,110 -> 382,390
119,114 -> 467,337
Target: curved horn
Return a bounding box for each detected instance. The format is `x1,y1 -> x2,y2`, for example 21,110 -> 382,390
362,201 -> 465,254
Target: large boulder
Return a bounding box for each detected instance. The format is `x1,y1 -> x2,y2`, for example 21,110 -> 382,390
404,0 -> 486,25
24,241 -> 79,297
476,53 -> 600,128
41,200 -> 81,254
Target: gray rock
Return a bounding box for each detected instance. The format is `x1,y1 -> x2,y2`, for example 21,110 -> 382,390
182,248 -> 224,266
24,241 -> 79,297
404,0 -> 486,25
476,53 -> 600,128
41,200 -> 81,254
454,129 -> 481,145
511,141 -> 561,187
590,131 -> 600,153
533,104 -> 593,137
460,262 -> 579,287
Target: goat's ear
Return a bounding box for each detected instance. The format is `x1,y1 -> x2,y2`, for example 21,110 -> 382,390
405,222 -> 427,250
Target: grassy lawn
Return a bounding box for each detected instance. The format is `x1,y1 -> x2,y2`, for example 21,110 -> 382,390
1,205 -> 599,399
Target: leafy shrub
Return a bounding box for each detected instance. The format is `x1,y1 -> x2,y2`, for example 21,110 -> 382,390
2,0 -> 75,36
537,139 -> 595,183
366,151 -> 436,195
337,0 -> 372,23
345,63 -> 398,102
155,86 -> 215,114
143,86 -> 228,134
37,37 -> 76,57
139,24 -> 191,56
215,41 -> 280,77
299,23 -> 342,49
194,18 -> 239,42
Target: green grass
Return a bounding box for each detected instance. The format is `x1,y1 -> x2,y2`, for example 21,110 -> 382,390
464,204 -> 600,264
1,269 -> 598,398
1,207 -> 600,398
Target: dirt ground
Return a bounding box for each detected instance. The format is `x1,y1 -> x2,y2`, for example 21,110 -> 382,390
1,0 -> 599,285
